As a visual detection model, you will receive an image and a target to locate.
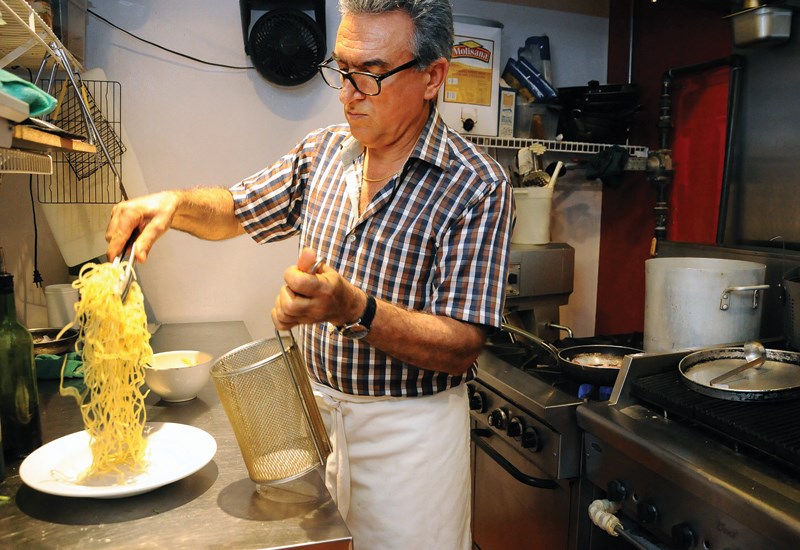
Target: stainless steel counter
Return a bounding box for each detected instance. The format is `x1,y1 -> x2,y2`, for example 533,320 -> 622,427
0,322 -> 352,549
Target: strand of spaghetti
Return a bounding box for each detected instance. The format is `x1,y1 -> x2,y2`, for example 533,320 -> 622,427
59,260 -> 152,482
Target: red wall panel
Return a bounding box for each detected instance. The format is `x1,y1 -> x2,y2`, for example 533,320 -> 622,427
596,0 -> 732,335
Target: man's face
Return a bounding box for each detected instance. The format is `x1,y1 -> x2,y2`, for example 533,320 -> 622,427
332,11 -> 443,149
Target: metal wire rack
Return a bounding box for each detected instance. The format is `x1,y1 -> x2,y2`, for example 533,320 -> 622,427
35,79 -> 125,204
464,135 -> 649,171
0,147 -> 52,175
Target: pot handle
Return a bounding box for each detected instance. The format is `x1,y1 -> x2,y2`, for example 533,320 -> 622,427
719,284 -> 770,310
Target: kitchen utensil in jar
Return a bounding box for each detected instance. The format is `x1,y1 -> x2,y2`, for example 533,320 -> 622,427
679,346 -> 800,402
211,330 -> 331,494
709,340 -> 766,386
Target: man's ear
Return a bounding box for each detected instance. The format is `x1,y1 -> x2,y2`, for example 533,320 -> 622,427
423,58 -> 449,101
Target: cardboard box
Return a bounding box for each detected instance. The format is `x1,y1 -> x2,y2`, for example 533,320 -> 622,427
498,87 -> 516,137
438,16 -> 503,136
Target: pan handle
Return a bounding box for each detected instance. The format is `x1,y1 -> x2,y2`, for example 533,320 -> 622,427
500,323 -> 560,361
471,429 -> 558,489
719,284 -> 769,310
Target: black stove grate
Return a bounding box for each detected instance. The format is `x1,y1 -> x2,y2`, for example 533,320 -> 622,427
631,370 -> 800,471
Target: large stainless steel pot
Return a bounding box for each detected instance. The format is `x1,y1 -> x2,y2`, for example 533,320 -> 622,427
644,257 -> 768,353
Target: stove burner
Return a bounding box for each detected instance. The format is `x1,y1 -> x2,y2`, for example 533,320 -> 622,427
632,369 -> 800,473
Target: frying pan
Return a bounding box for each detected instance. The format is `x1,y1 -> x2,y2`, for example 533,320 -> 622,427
679,346 -> 800,402
557,345 -> 642,386
499,324 -> 641,385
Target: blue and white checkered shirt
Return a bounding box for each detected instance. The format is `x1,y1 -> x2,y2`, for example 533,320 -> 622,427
231,108 -> 514,397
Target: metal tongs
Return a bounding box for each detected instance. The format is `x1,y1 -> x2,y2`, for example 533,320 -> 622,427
113,231 -> 138,302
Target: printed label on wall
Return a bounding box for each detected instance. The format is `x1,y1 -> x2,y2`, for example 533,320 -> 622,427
443,37 -> 495,106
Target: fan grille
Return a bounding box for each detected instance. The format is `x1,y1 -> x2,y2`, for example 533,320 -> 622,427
250,9 -> 326,86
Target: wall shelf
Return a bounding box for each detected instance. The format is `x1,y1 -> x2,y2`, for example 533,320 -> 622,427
12,123 -> 95,153
0,0 -> 83,71
464,135 -> 649,171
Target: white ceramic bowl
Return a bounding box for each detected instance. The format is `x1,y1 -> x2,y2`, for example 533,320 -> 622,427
145,350 -> 214,402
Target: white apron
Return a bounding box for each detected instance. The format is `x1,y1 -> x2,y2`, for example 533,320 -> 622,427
313,381 -> 471,550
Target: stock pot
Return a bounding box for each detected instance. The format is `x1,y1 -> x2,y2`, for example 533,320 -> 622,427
644,257 -> 768,353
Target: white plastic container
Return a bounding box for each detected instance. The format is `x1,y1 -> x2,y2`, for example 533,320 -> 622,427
511,186 -> 553,245
439,16 -> 502,136
44,284 -> 79,328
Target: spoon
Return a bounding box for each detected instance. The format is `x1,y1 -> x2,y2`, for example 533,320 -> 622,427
709,341 -> 767,386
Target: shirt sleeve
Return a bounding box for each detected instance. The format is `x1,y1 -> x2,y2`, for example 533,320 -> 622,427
229,131 -> 322,244
431,174 -> 515,329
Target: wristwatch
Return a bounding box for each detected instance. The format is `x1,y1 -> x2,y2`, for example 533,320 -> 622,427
335,294 -> 377,340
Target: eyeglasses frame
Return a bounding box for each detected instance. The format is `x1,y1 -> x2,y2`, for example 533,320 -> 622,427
317,57 -> 420,96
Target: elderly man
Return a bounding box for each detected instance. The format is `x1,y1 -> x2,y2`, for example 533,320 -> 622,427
106,1 -> 513,548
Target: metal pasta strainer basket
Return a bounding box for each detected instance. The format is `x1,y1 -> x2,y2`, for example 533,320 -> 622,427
211,329 -> 331,492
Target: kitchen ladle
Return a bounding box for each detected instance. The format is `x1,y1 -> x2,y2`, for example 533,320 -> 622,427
709,340 -> 767,386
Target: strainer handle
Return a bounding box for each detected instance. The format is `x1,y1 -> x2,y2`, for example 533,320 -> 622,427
275,328 -> 333,464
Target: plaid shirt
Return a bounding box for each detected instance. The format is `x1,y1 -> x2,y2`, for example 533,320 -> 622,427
231,108 -> 514,397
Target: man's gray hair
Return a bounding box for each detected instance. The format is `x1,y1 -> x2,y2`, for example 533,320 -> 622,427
338,0 -> 454,65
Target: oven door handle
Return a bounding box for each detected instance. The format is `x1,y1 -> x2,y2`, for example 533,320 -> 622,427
471,429 -> 559,489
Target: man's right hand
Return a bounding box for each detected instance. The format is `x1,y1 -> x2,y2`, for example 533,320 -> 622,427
105,191 -> 180,263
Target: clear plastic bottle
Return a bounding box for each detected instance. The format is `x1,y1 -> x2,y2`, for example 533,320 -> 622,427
0,270 -> 42,462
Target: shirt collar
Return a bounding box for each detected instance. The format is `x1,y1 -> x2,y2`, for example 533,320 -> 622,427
338,106 -> 451,173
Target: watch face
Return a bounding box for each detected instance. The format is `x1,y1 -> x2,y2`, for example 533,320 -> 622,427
340,324 -> 369,339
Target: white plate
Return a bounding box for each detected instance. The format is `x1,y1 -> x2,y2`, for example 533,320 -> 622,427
19,422 -> 216,498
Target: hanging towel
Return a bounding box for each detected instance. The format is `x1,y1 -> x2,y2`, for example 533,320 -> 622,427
35,352 -> 83,379
0,68 -> 58,117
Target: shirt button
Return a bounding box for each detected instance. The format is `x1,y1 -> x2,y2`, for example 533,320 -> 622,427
348,234 -> 357,243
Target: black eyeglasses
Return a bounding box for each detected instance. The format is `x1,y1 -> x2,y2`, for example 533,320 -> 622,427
317,57 -> 419,96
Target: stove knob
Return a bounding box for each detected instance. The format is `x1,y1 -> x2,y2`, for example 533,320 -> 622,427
637,501 -> 658,524
507,416 -> 524,437
607,479 -> 627,502
521,426 -> 541,452
671,523 -> 696,548
488,408 -> 508,430
468,387 -> 486,413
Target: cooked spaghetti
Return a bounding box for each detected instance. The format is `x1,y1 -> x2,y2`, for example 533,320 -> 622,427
58,260 -> 153,481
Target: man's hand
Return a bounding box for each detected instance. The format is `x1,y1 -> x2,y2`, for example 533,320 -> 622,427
105,191 -> 180,263
272,248 -> 365,330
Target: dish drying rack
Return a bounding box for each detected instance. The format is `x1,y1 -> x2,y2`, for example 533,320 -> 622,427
0,0 -> 126,204
36,79 -> 125,204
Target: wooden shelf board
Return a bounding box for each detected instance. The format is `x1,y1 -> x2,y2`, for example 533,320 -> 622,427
12,124 -> 95,153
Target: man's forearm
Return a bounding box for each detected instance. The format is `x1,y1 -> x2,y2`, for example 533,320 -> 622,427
171,188 -> 245,240
365,298 -> 487,376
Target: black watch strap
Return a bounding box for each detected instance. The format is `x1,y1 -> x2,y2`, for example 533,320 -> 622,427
336,294 -> 377,339
359,294 -> 377,329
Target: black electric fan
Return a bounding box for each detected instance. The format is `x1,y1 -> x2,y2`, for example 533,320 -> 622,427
240,1 -> 327,86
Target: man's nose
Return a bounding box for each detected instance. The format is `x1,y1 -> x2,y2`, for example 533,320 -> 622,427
339,78 -> 364,102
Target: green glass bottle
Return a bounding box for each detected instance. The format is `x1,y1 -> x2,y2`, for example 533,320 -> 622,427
0,271 -> 42,461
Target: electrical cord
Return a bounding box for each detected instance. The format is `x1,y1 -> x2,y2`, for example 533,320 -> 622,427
28,175 -> 44,288
86,8 -> 255,71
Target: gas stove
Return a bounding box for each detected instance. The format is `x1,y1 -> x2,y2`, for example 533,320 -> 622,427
474,330 -> 644,480
577,348 -> 800,549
